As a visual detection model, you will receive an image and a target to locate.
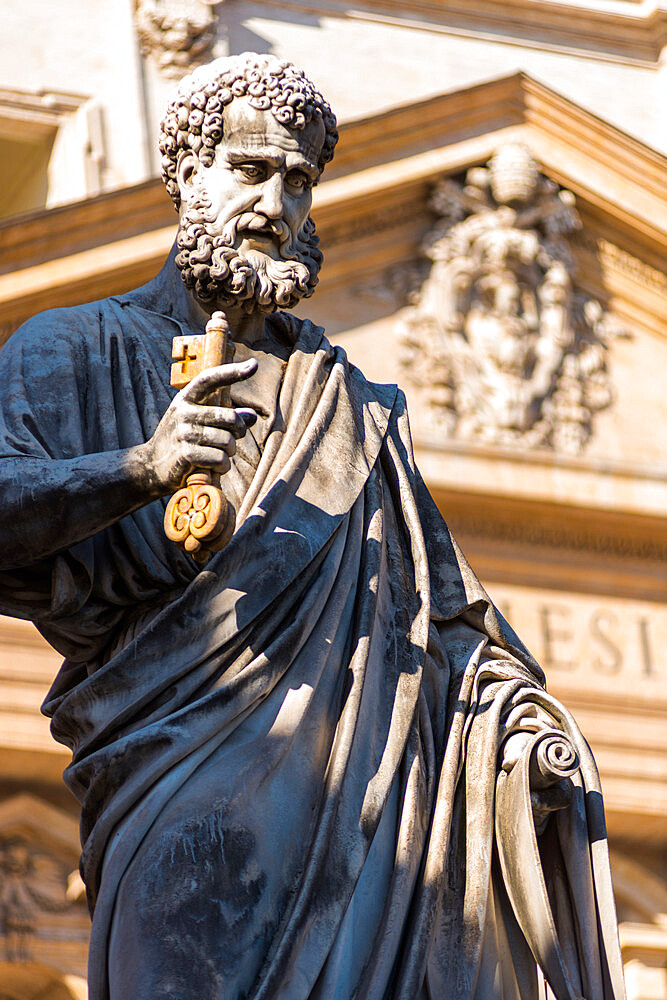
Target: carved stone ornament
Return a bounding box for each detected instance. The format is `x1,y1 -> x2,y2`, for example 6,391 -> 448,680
0,835 -> 78,962
397,142 -> 624,454
134,0 -> 223,78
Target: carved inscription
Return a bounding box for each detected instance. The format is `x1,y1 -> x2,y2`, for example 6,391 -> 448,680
492,585 -> 664,680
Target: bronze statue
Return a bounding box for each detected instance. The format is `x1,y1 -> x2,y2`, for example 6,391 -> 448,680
0,54 -> 625,1000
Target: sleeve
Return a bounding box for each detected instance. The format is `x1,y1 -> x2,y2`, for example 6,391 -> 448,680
0,309 -> 96,462
0,309 -> 99,640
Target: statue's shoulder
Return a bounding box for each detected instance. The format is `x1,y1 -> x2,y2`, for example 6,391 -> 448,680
349,361 -> 401,417
4,295 -> 171,372
1,302 -> 112,378
6,299 -> 121,352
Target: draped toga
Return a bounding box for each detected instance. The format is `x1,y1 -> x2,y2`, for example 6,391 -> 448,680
0,292 -> 625,1000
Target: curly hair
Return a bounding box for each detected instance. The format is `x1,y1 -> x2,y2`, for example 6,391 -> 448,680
159,53 -> 339,211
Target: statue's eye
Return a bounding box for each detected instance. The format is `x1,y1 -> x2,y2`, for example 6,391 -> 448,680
286,171 -> 310,191
238,163 -> 265,182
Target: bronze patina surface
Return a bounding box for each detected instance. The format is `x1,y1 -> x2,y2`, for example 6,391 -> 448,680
0,54 -> 625,1000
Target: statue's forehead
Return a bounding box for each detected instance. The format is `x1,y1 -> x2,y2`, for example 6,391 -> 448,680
221,97 -> 325,164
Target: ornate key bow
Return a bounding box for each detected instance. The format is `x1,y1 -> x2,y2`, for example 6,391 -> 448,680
163,311 -> 236,563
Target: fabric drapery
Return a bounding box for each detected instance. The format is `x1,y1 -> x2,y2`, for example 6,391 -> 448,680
0,299 -> 624,1000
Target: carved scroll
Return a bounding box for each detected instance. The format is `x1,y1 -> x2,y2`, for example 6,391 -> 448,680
495,729 -> 582,1000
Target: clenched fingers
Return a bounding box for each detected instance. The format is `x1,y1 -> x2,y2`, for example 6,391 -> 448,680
184,404 -> 257,436
184,446 -> 232,476
181,425 -> 237,456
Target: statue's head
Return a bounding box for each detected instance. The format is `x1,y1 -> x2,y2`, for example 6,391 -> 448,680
159,53 -> 338,313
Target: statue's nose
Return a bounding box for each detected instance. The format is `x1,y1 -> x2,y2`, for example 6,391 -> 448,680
255,174 -> 284,219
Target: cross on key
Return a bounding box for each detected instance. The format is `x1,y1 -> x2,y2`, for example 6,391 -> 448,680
170,334 -> 206,389
169,312 -> 233,406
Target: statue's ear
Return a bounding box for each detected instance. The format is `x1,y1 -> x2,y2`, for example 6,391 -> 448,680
176,150 -> 198,205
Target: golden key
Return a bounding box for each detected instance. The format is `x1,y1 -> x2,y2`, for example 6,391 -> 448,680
163,311 -> 236,563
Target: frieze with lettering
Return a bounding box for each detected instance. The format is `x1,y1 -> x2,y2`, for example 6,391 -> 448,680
492,584 -> 664,680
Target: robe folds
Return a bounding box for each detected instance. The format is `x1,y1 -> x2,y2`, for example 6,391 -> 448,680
0,295 -> 625,1000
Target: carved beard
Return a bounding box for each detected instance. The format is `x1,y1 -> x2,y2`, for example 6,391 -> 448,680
175,198 -> 322,313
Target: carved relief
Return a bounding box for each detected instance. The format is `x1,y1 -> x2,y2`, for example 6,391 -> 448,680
0,836 -> 77,961
0,796 -> 88,967
397,143 -> 624,454
134,0 -> 223,78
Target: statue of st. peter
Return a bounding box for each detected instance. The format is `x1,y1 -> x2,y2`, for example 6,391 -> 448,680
0,55 -> 624,1000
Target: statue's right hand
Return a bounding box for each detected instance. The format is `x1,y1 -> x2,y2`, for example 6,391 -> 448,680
141,358 -> 259,492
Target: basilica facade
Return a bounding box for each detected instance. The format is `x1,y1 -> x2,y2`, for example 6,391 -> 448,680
0,3 -> 665,998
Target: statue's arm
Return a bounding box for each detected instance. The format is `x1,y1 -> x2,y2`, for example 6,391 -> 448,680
0,446 -> 168,570
0,361 -> 257,570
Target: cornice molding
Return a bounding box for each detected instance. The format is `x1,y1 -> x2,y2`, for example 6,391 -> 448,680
427,485 -> 667,602
610,851 -> 667,926
618,922 -> 667,959
254,0 -> 667,65
327,73 -> 527,179
0,179 -> 175,276
330,73 -> 666,241
0,87 -> 87,141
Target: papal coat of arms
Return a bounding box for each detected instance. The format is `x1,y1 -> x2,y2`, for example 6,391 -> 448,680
398,142 -> 623,454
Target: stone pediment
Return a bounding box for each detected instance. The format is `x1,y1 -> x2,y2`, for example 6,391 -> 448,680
0,794 -> 79,864
0,72 -> 664,341
314,72 -> 666,343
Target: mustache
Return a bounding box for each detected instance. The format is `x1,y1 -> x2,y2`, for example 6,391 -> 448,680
178,199 -> 322,268
233,212 -> 291,246
181,197 -> 309,264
